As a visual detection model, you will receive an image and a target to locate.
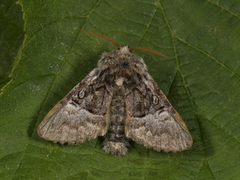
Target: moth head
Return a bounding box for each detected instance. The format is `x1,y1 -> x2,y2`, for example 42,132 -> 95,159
81,30 -> 168,76
97,45 -> 148,76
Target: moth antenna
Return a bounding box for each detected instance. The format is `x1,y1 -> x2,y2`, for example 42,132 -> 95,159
129,46 -> 168,58
81,30 -> 120,48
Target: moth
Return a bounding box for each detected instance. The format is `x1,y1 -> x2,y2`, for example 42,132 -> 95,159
38,30 -> 193,155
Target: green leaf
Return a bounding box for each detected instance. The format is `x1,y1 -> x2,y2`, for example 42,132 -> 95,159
1,0 -> 240,179
0,0 -> 24,90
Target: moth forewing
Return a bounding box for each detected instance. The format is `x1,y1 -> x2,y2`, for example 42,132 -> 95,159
124,69 -> 193,153
37,102 -> 63,140
99,107 -> 111,136
37,68 -> 111,145
172,112 -> 193,138
37,31 -> 193,155
156,89 -> 193,149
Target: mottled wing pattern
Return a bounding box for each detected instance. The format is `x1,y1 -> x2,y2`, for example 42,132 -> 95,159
125,72 -> 193,152
38,69 -> 113,145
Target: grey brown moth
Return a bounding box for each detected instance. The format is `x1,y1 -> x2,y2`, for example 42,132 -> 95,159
38,30 -> 193,155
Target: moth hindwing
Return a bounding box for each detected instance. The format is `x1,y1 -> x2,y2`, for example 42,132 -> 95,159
38,35 -> 193,155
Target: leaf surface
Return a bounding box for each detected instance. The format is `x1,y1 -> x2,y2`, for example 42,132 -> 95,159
0,0 -> 24,89
1,0 -> 240,179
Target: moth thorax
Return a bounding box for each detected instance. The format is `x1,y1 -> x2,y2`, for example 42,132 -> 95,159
115,77 -> 125,86
103,86 -> 129,155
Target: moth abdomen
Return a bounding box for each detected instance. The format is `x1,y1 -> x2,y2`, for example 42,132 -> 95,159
105,132 -> 125,142
102,85 -> 129,155
107,125 -> 124,135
